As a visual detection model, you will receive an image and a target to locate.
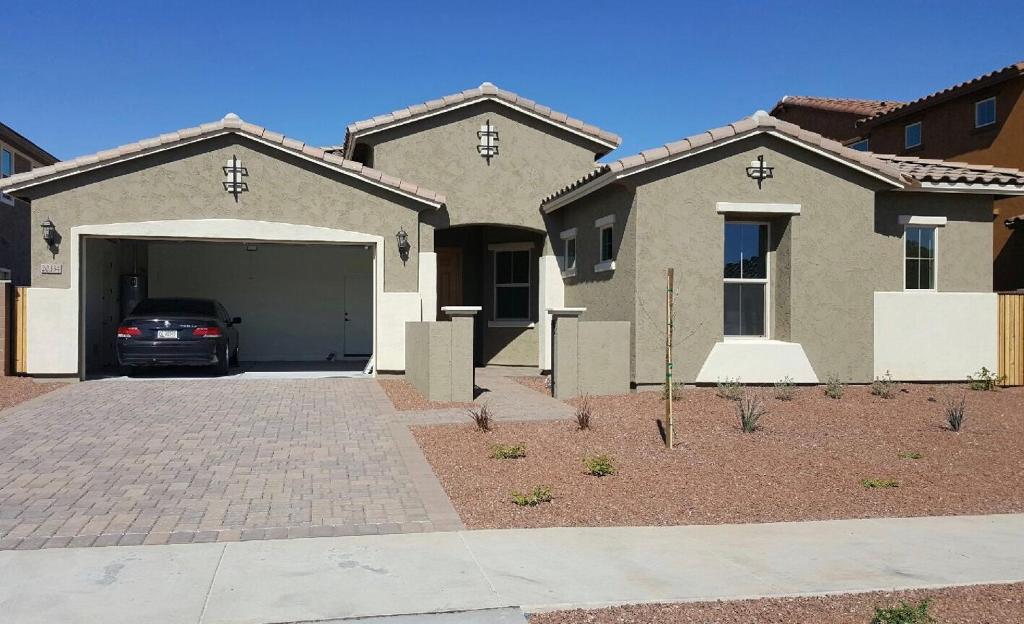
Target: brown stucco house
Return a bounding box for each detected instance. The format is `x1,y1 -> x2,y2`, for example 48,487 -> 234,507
2,84 -> 1022,386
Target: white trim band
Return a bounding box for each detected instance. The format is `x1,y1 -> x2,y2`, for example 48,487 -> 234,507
716,202 -> 801,215
594,259 -> 615,273
899,215 -> 947,226
594,214 -> 616,228
559,227 -> 578,239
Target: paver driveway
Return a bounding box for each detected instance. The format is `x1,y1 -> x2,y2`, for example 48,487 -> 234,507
0,378 -> 461,550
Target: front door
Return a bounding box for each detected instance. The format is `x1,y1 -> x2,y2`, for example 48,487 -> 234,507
436,247 -> 463,317
343,274 -> 372,356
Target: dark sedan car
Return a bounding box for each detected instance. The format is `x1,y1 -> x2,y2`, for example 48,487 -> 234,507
116,298 -> 241,375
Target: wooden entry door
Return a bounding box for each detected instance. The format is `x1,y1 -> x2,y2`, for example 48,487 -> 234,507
436,247 -> 463,318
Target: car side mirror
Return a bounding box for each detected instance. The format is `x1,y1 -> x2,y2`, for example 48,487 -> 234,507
231,317 -> 242,325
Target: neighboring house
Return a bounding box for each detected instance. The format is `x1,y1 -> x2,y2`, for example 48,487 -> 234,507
772,61 -> 1024,291
769,96 -> 903,142
0,122 -> 58,285
2,85 -> 1022,385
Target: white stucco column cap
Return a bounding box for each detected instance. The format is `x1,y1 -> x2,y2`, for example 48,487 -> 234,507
547,307 -> 586,317
441,306 -> 482,317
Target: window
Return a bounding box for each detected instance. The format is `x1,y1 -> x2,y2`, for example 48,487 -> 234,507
724,222 -> 768,337
904,122 -> 922,149
600,226 -> 613,262
850,138 -> 869,151
975,97 -> 997,128
565,237 -> 576,272
494,248 -> 530,320
904,226 -> 936,290
0,149 -> 11,178
593,214 -> 615,272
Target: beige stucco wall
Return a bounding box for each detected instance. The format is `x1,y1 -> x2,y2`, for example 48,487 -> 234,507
359,101 -> 602,233
24,135 -> 430,293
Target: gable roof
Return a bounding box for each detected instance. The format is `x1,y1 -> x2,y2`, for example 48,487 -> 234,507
541,112 -> 1024,212
858,60 -> 1024,128
0,121 -> 59,165
340,82 -> 621,158
771,95 -> 903,117
0,114 -> 446,208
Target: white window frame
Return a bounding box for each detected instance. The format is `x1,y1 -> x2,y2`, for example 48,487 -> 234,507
975,96 -> 997,128
723,220 -> 770,340
594,214 -> 615,272
849,138 -> 869,151
490,243 -> 533,325
900,218 -> 942,292
559,227 -> 577,278
904,122 -> 922,149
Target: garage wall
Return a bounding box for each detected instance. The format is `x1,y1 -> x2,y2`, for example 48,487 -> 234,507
149,241 -> 372,362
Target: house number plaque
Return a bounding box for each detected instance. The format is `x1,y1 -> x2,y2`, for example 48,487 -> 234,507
40,263 -> 63,275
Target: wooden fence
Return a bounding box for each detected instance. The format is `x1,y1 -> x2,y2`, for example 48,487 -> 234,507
999,293 -> 1024,386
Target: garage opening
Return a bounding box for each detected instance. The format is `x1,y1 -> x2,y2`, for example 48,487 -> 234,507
81,237 -> 374,378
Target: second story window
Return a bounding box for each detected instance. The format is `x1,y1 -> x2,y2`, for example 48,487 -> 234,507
975,97 -> 997,128
904,122 -> 922,150
850,138 -> 869,152
1,149 -> 11,178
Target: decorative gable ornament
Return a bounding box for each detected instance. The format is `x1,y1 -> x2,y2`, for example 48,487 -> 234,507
223,154 -> 248,200
477,119 -> 499,164
745,154 -> 774,189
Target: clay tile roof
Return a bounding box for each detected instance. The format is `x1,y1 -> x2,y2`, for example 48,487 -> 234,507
859,60 -> 1024,127
873,154 -> 1024,187
771,95 -> 904,117
0,114 -> 446,208
341,82 -> 621,156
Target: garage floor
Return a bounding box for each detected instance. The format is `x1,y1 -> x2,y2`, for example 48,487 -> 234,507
96,360 -> 372,380
0,378 -> 461,550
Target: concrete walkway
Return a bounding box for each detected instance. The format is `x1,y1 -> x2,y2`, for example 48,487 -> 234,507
2,513 -> 1022,624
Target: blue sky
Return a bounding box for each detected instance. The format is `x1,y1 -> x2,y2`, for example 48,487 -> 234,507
5,1 -> 1023,161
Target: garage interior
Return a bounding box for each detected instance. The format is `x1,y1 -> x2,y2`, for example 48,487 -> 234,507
81,237 -> 374,378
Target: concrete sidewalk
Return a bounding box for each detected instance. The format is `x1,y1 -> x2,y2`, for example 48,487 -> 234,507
1,514 -> 1022,624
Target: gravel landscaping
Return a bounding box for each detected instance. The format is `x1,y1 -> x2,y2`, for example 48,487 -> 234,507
378,377 -> 475,411
0,376 -> 62,412
413,384 -> 1024,528
530,582 -> 1024,624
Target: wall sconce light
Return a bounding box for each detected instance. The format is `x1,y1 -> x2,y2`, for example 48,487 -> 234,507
477,118 -> 499,165
745,154 -> 774,189
395,227 -> 411,263
40,219 -> 60,250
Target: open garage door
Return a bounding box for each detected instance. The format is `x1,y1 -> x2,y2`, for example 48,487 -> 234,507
81,237 -> 374,377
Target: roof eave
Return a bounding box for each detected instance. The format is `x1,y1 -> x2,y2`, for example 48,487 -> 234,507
903,181 -> 1024,196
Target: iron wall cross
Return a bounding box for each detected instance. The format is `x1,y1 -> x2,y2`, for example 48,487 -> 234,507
477,119 -> 499,165
745,154 -> 774,189
223,155 -> 249,200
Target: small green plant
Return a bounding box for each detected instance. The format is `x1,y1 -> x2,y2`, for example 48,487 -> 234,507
574,394 -> 593,431
662,380 -> 684,402
824,373 -> 845,400
583,454 -> 617,477
871,371 -> 898,399
945,393 -> 966,432
491,443 -> 527,459
773,376 -> 795,401
897,451 -> 923,460
511,486 -> 552,507
967,366 -> 1003,391
716,377 -> 744,401
468,404 -> 493,432
860,478 -> 900,489
737,394 -> 767,433
871,599 -> 935,624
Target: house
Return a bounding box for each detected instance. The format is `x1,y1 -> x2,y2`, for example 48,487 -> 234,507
1,84 -> 1021,385
772,61 -> 1024,291
768,96 -> 903,142
0,122 -> 58,285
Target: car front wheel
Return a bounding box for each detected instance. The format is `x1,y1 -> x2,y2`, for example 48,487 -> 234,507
215,344 -> 230,376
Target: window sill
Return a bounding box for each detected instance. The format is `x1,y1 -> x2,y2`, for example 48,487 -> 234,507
561,268 -> 577,279
723,336 -> 773,343
594,259 -> 615,273
488,320 -> 535,328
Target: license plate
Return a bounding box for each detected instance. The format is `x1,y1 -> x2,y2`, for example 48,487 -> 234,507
156,330 -> 178,340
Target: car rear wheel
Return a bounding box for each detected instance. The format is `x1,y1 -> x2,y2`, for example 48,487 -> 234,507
230,346 -> 239,367
120,365 -> 136,378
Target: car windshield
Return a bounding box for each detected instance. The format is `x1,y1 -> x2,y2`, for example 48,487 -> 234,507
131,298 -> 218,317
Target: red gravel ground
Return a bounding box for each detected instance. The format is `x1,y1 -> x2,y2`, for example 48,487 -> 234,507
412,384 -> 1024,528
378,377 -> 475,411
0,376 -> 62,412
512,375 -> 550,396
530,583 -> 1024,624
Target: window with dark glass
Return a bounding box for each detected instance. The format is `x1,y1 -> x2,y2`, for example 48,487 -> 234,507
904,122 -> 922,149
905,226 -> 936,290
975,97 -> 996,128
599,226 -> 613,262
494,249 -> 530,320
0,149 -> 11,178
564,237 -> 576,271
724,222 -> 768,337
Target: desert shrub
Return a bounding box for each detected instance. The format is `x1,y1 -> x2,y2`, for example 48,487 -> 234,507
491,443 -> 526,459
574,395 -> 594,430
716,377 -> 744,401
860,478 -> 900,489
511,486 -> 552,507
897,451 -> 923,460
773,376 -> 795,401
871,599 -> 935,624
871,371 -> 898,399
967,366 -> 1003,391
945,394 -> 966,432
468,404 -> 493,432
583,454 -> 617,477
662,380 -> 684,402
737,394 -> 767,433
824,373 -> 845,400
